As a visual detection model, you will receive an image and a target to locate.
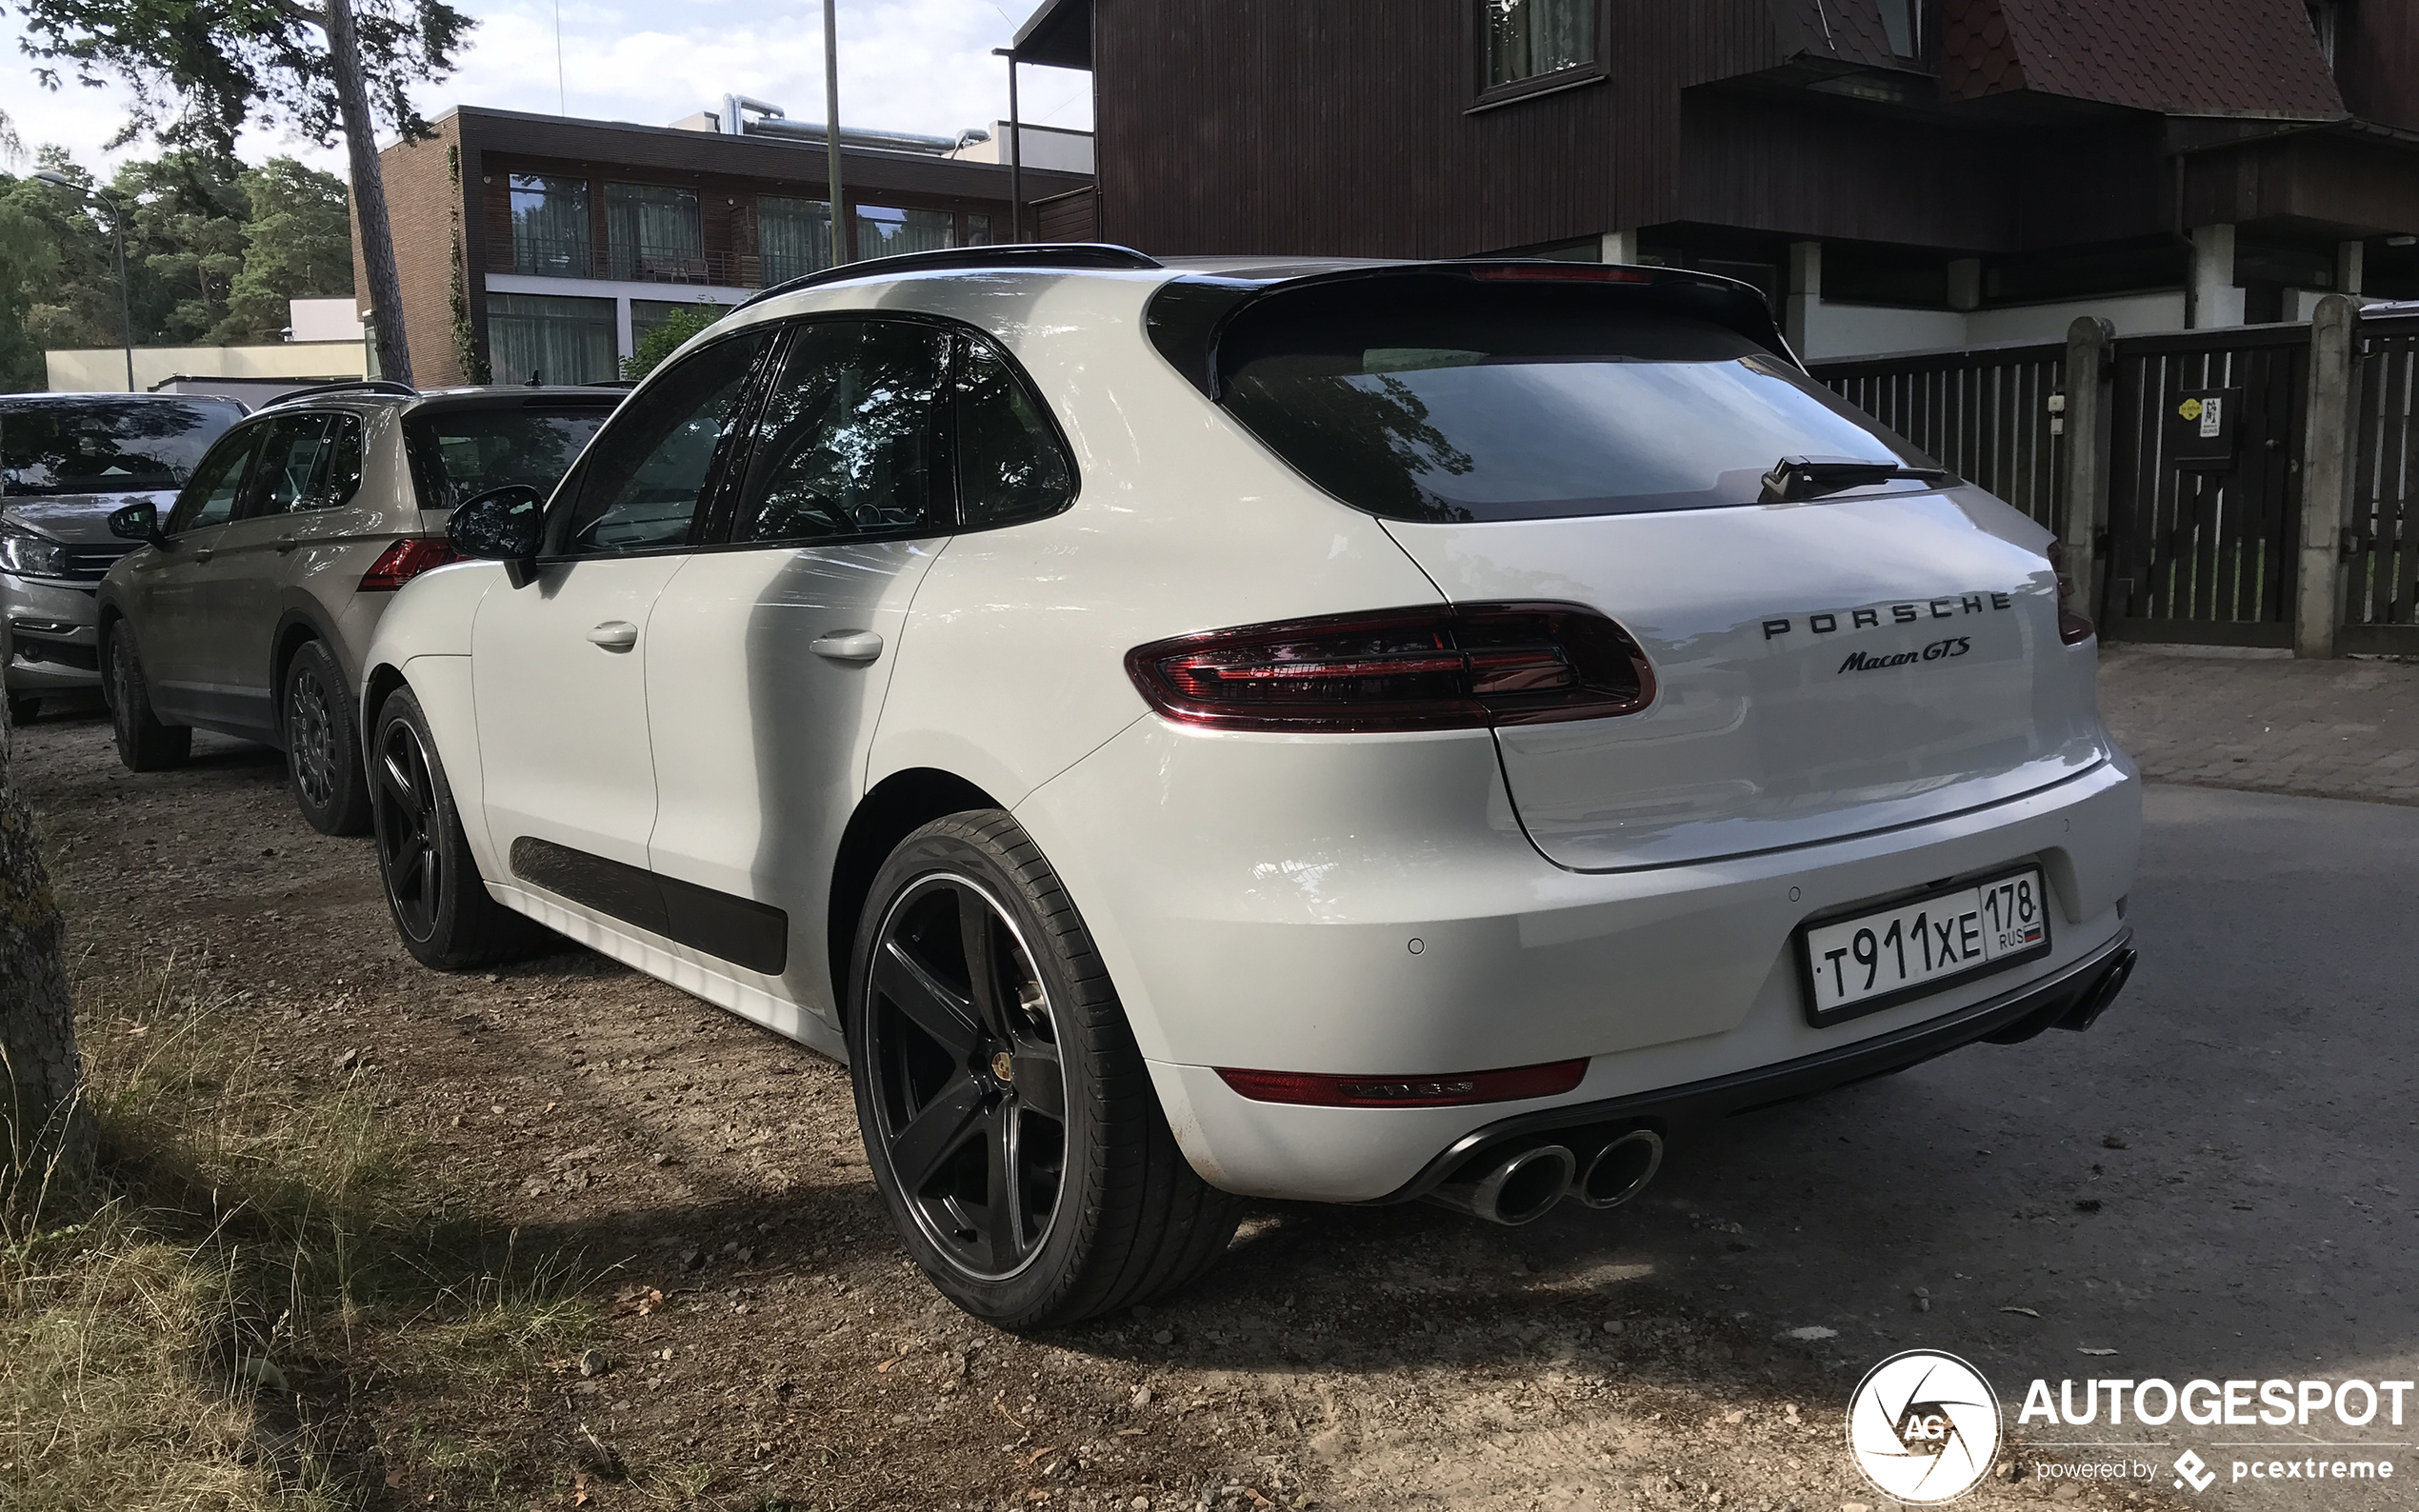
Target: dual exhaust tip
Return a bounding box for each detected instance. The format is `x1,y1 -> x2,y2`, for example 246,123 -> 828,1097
1426,1127 -> 1663,1226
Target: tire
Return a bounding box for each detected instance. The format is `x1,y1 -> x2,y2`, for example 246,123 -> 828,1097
5,694 -> 36,726
104,626 -> 191,771
282,640 -> 371,835
368,685 -> 540,970
846,810 -> 1242,1329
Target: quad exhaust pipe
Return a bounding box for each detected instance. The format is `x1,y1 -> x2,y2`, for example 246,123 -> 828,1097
1425,1127 -> 1665,1226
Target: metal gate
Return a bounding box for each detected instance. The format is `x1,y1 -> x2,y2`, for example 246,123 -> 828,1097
2102,327 -> 2309,646
2341,311 -> 2419,651
1814,340 -> 2067,530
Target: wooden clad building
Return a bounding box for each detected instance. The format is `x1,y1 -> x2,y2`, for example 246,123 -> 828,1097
1010,0 -> 2419,357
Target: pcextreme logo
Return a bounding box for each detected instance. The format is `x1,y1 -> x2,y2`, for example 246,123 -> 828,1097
1845,1350 -> 2003,1504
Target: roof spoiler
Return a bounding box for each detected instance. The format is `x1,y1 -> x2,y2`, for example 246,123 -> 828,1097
1143,261 -> 1801,401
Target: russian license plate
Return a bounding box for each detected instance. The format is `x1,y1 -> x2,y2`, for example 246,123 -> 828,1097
1798,866 -> 2051,1025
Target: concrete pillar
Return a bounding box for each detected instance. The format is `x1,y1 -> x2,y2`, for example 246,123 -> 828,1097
1599,229 -> 1639,266
2338,239 -> 2366,298
2061,316 -> 2116,623
2189,225 -> 2245,328
1947,258 -> 1983,312
1786,241 -> 1822,357
2296,294 -> 2360,658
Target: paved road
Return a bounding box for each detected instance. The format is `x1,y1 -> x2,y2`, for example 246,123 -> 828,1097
1519,784 -> 2418,1510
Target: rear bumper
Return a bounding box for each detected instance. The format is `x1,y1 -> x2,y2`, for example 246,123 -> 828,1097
2,574 -> 102,694
1371,927 -> 2134,1203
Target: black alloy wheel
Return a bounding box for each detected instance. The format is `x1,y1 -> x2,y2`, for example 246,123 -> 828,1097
849,811 -> 1242,1328
372,713 -> 446,945
104,627 -> 190,771
283,641 -> 370,834
863,872 -> 1069,1281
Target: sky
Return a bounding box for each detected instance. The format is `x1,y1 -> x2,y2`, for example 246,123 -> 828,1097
0,0 -> 1091,177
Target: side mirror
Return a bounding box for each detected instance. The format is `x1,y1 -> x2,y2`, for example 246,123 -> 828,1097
446,485 -> 546,587
109,501 -> 166,547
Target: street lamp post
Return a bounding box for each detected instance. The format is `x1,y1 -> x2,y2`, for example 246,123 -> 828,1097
33,172 -> 135,392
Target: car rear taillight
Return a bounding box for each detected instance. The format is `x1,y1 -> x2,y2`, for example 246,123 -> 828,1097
358,538 -> 461,592
1125,603 -> 1653,733
1216,1059 -> 1588,1108
2050,552 -> 2094,646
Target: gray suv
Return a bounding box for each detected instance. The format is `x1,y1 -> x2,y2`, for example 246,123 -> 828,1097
2,392 -> 247,723
97,381 -> 619,831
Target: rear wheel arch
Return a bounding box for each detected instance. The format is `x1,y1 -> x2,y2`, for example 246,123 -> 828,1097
270,609 -> 345,738
828,768 -> 1005,1013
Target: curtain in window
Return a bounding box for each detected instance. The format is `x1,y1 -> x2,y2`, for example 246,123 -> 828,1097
855,206 -> 957,263
488,293 -> 618,386
1485,0 -> 1594,87
607,183 -> 706,282
760,196 -> 834,284
510,174 -> 592,277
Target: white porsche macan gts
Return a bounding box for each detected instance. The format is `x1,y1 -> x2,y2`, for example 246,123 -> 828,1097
360,246 -> 2140,1327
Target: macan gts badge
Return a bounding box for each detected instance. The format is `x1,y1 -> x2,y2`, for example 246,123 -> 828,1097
358,246 -> 2142,1328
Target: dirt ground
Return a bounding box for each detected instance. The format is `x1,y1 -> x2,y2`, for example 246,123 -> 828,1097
16,706 -> 2186,1512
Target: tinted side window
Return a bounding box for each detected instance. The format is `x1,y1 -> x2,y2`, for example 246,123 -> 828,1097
240,414 -> 334,518
559,331 -> 767,555
954,338 -> 1073,529
314,413 -> 365,510
733,320 -> 952,544
167,428 -> 260,532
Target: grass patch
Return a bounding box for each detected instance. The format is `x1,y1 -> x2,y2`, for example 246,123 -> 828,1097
1,954 -> 593,1508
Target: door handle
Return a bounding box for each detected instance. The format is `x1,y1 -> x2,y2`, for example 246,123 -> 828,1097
810,629 -> 885,663
192,547 -> 213,564
587,621 -> 640,652
275,535 -> 299,553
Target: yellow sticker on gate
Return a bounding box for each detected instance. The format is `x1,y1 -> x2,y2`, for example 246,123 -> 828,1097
2179,397 -> 2204,421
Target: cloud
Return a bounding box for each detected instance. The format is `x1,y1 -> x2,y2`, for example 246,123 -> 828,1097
0,0 -> 1087,176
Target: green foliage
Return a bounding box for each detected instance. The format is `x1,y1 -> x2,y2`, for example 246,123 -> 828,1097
14,0 -> 473,157
221,158 -> 353,343
0,149 -> 355,390
621,303 -> 725,381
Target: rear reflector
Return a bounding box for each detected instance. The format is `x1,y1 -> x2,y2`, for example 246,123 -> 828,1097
1216,1060 -> 1589,1108
358,538 -> 461,592
1126,602 -> 1654,733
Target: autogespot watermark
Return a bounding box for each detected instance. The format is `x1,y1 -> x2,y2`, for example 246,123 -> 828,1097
1844,1355 -> 2414,1502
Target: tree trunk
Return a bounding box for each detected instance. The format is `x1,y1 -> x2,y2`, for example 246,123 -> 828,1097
0,704 -> 92,1208
326,0 -> 413,387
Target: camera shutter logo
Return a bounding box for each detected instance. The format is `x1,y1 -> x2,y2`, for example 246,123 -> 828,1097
1846,1350 -> 2002,1504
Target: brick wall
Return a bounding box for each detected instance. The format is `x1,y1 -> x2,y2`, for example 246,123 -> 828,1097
353,115 -> 472,388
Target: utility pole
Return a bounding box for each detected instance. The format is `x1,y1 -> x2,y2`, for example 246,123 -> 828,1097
34,173 -> 134,390
824,0 -> 849,266
992,47 -> 1024,242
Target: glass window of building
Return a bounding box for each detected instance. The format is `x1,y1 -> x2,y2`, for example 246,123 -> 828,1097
488,292 -> 618,386
759,196 -> 834,284
607,183 -> 706,282
855,205 -> 957,262
510,174 -> 592,277
965,213 -> 994,247
1482,0 -> 1596,89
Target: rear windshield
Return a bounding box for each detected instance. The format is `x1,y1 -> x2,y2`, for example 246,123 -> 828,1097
405,406 -> 611,508
1214,284 -> 1929,523
0,398 -> 243,496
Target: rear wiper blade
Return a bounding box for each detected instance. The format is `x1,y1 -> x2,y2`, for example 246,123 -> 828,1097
1760,455 -> 1949,503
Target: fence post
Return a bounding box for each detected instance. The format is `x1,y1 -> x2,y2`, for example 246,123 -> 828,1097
2061,317 -> 2115,620
2297,294 -> 2359,659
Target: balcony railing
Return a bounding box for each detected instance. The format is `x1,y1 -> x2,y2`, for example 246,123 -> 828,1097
500,235 -> 761,288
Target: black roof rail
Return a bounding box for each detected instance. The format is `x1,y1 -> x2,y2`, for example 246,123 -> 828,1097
258,378 -> 420,408
734,243 -> 1163,311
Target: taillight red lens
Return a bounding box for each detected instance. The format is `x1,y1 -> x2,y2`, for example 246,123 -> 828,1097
1217,1059 -> 1588,1108
358,538 -> 461,592
1126,603 -> 1653,733
2051,557 -> 2094,646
